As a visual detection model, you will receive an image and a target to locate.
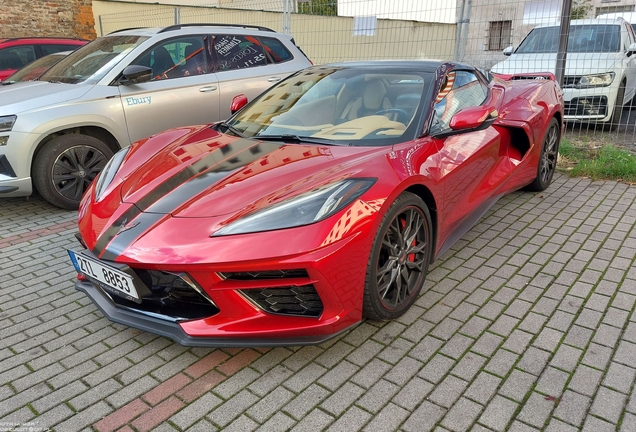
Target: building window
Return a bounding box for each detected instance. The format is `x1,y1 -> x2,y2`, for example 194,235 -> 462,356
596,5 -> 635,16
488,21 -> 512,51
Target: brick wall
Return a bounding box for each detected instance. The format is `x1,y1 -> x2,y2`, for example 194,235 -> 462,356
0,0 -> 96,40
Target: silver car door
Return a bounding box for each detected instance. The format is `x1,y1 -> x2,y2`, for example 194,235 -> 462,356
212,34 -> 284,120
119,34 -> 220,143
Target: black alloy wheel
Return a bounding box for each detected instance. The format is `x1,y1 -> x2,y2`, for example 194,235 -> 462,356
52,145 -> 108,202
526,117 -> 560,192
33,134 -> 114,209
363,192 -> 432,320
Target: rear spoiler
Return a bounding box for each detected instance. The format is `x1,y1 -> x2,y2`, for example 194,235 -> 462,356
492,72 -> 557,81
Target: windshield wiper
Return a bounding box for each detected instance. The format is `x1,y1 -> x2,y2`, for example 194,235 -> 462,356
215,122 -> 246,138
255,134 -> 342,146
1,81 -> 15,86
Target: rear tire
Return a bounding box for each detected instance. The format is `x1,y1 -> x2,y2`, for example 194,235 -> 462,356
33,134 -> 113,209
526,118 -> 560,192
362,192 -> 433,321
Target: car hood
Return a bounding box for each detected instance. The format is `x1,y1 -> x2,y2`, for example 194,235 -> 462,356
116,126 -> 389,220
491,52 -> 620,76
0,81 -> 91,115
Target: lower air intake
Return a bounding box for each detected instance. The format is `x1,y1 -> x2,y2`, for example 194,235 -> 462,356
111,269 -> 219,321
240,285 -> 323,317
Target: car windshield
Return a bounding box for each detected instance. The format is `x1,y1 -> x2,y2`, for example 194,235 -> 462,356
40,35 -> 148,84
2,53 -> 68,85
225,67 -> 432,146
516,24 -> 621,53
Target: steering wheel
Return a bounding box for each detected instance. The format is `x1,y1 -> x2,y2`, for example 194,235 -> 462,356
374,108 -> 410,124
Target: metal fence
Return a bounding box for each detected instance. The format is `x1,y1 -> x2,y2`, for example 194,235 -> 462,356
95,0 -> 636,146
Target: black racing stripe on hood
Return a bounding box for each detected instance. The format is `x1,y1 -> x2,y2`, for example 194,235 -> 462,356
92,138 -> 284,260
98,212 -> 165,262
93,205 -> 142,258
144,140 -> 282,214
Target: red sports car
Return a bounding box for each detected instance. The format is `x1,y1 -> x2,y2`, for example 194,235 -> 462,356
69,61 -> 563,346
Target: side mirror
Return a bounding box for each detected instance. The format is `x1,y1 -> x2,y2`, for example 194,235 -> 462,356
628,42 -> 636,57
449,105 -> 498,131
503,46 -> 514,56
118,65 -> 152,86
231,94 -> 248,114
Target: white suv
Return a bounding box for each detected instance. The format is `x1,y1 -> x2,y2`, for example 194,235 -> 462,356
0,24 -> 311,209
491,18 -> 636,129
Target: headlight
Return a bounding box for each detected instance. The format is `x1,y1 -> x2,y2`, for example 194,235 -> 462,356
94,147 -> 130,201
213,178 -> 377,236
0,115 -> 17,132
576,73 -> 615,88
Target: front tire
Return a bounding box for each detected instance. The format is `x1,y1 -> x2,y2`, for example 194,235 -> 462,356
363,192 -> 433,321
33,134 -> 113,209
604,82 -> 626,132
526,117 -> 560,192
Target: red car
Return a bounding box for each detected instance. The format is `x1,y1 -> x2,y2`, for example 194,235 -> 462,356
69,61 -> 563,346
0,37 -> 87,81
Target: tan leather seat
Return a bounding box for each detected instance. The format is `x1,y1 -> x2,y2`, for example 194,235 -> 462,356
340,79 -> 391,120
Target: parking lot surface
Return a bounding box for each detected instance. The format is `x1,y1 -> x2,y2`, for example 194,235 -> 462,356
1,173 -> 636,432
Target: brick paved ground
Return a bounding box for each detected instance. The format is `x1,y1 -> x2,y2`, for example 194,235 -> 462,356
1,173 -> 636,432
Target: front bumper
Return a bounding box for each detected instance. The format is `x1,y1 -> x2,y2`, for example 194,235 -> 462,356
0,131 -> 36,197
76,279 -> 353,347
71,218 -> 371,346
562,82 -> 620,123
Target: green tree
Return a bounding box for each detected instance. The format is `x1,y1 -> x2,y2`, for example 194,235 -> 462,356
298,0 -> 337,16
571,0 -> 592,19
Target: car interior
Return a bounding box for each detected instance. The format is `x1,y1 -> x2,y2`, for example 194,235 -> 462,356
259,73 -> 427,140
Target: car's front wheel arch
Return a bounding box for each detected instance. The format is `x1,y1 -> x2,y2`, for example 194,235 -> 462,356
32,126 -> 120,164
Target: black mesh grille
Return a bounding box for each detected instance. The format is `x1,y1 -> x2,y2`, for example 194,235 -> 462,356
564,96 -> 608,117
110,269 -> 219,320
240,285 -> 323,317
221,269 -> 309,280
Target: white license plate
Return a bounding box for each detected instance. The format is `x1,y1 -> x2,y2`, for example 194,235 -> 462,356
68,250 -> 139,300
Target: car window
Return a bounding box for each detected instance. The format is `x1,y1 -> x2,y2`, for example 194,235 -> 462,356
227,68 -> 432,146
261,37 -> 293,64
0,45 -> 35,71
517,24 -> 621,53
2,53 -> 66,83
625,22 -> 636,45
134,35 -> 209,80
40,44 -> 80,56
214,35 -> 267,71
431,70 -> 488,132
40,35 -> 147,84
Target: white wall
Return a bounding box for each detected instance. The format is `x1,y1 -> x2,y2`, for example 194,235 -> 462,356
338,0 -> 457,24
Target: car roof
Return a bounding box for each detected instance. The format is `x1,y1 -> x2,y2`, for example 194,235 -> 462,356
326,60 -> 457,73
107,23 -> 290,38
597,12 -> 636,23
534,17 -> 625,28
0,37 -> 87,43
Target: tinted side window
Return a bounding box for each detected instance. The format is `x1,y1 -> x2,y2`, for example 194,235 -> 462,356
41,44 -> 80,55
261,37 -> 293,64
0,45 -> 35,70
135,36 -> 209,80
432,71 -> 488,132
214,35 -> 266,71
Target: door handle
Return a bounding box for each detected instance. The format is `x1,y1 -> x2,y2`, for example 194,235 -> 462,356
267,77 -> 281,83
199,85 -> 217,93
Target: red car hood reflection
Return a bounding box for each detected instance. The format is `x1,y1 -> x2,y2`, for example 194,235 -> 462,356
118,127 -> 388,219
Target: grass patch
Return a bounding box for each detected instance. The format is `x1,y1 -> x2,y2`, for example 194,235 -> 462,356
558,138 -> 636,183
